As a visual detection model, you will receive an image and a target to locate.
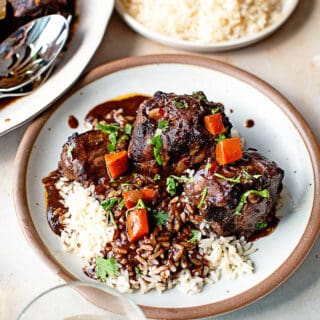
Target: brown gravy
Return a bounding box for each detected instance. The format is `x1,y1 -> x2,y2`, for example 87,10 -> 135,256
249,216 -> 279,241
85,94 -> 149,123
244,119 -> 255,128
42,169 -> 66,235
68,115 -> 79,128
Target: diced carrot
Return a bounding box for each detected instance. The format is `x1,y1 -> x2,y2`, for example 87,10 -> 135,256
216,138 -> 242,165
123,189 -> 157,209
204,113 -> 226,135
104,151 -> 129,179
127,208 -> 149,242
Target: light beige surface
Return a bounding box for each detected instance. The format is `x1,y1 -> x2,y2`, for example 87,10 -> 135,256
0,1 -> 319,319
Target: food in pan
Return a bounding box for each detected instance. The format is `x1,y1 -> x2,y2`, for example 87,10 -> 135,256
43,91 -> 284,294
0,0 -> 76,43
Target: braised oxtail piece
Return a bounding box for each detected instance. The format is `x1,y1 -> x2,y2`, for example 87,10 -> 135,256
128,91 -> 232,177
184,150 -> 284,239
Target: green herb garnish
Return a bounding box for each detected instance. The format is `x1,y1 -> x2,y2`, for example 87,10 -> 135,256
152,211 -> 169,226
107,131 -> 118,152
243,168 -> 262,184
158,120 -> 169,131
188,230 -> 200,243
124,123 -> 133,135
211,107 -> 220,114
166,176 -> 179,196
234,189 -> 270,216
166,175 -> 192,196
96,257 -> 118,280
67,145 -> 74,160
154,174 -> 161,181
255,222 -> 268,230
173,100 -> 188,109
192,92 -> 207,101
215,134 -> 226,142
149,133 -> 163,165
135,266 -> 141,277
101,198 -> 118,228
118,198 -> 125,210
101,197 -> 118,211
97,123 -> 120,134
205,163 -> 212,170
197,187 -> 208,209
214,173 -> 241,186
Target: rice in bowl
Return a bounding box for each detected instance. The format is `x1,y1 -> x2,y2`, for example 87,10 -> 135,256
117,0 -> 282,43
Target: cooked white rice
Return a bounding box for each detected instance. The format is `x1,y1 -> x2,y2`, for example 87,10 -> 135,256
55,178 -> 256,294
117,0 -> 282,43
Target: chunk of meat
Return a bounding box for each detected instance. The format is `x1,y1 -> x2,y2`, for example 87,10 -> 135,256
128,91 -> 232,177
8,0 -> 69,17
59,130 -> 110,184
184,150 -> 284,239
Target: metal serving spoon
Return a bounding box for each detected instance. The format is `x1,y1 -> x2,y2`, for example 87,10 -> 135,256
0,14 -> 69,96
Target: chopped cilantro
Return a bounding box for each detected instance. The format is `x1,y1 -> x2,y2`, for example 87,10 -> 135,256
154,174 -> 161,181
214,173 -> 241,186
192,92 -> 207,101
124,123 -> 133,135
118,198 -> 125,210
107,131 -> 118,152
101,197 -> 118,211
96,257 -> 118,280
173,100 -> 188,109
158,120 -> 169,131
101,198 -> 118,228
205,163 -> 212,170
243,168 -> 262,184
197,187 -> 208,209
211,107 -> 220,114
152,210 -> 169,226
234,189 -> 270,216
119,134 -> 129,142
215,134 -> 226,142
135,266 -> 141,277
188,230 -> 200,243
255,222 -> 268,230
97,122 -> 120,134
166,175 -> 192,196
67,145 -> 74,160
149,132 -> 163,165
166,176 -> 179,196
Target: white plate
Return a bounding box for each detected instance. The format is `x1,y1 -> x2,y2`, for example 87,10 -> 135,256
13,55 -> 320,319
115,0 -> 299,52
0,0 -> 115,136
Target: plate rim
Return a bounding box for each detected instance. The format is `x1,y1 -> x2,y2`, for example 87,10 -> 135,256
0,0 -> 115,136
13,54 -> 320,319
115,0 -> 299,52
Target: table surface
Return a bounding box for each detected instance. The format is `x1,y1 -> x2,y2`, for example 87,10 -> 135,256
1,1 -> 320,319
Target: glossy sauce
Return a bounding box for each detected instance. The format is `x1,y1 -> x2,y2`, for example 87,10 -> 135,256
249,216 -> 279,241
244,119 -> 255,128
68,115 -> 79,128
85,94 -> 149,123
42,170 -> 66,235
